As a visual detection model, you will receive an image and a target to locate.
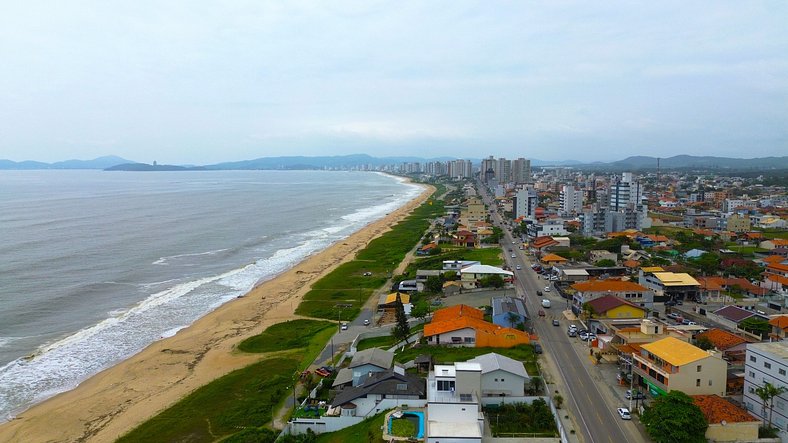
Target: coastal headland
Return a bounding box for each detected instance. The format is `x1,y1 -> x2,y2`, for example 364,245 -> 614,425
0,182 -> 434,443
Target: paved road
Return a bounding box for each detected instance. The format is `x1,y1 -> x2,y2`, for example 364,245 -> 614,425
480,185 -> 646,443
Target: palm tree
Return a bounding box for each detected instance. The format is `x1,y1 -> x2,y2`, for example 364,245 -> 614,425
754,382 -> 788,429
506,311 -> 520,328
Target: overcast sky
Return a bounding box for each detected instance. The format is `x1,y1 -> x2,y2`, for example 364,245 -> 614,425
1,1 -> 786,164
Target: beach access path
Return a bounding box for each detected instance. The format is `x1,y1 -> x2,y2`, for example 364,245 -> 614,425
0,184 -> 434,443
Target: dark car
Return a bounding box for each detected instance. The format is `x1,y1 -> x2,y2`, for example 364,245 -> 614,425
533,343 -> 543,354
665,300 -> 677,306
536,290 -> 543,296
625,390 -> 646,400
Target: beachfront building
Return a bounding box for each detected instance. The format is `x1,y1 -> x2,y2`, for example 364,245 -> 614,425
632,337 -> 727,397
491,296 -> 527,329
332,348 -> 394,389
426,362 -> 484,443
424,305 -> 531,348
330,367 -> 427,417
467,353 -> 530,397
743,341 -> 788,440
459,264 -> 514,289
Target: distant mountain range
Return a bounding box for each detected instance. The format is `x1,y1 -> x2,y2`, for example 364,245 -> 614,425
1,154 -> 786,171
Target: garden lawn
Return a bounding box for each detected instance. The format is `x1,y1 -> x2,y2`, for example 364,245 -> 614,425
314,411 -> 389,443
356,335 -> 397,351
238,319 -> 333,354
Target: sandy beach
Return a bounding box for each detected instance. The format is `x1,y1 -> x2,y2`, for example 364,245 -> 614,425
0,183 -> 433,443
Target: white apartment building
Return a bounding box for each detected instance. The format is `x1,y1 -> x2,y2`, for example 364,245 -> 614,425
514,188 -> 538,221
609,172 -> 643,211
560,185 -> 584,215
743,342 -> 788,439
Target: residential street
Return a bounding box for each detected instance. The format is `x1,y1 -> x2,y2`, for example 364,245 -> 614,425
483,188 -> 648,443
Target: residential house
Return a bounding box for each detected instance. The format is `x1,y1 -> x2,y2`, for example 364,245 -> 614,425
639,268 -> 701,302
377,292 -> 413,316
697,276 -> 769,300
743,341 -> 788,440
467,353 -> 529,397
452,230 -> 477,248
530,235 -> 558,251
426,362 -> 484,443
589,250 -> 618,264
696,328 -> 749,364
584,295 -> 647,319
763,262 -> 788,295
443,260 -> 480,271
570,279 -> 655,313
692,395 -> 760,443
459,264 -> 514,289
491,296 -> 527,329
707,306 -> 761,331
684,249 -> 707,259
330,368 -> 426,417
610,319 -> 691,371
424,305 -> 531,348
760,239 -> 788,251
769,315 -> 788,341
632,337 -> 727,396
540,253 -> 568,266
333,348 -> 395,389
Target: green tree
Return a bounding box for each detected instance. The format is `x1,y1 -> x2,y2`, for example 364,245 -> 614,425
754,382 -> 788,429
739,317 -> 770,338
410,301 -> 430,322
641,390 -> 708,443
694,253 -> 721,275
391,294 -> 411,344
424,275 -> 444,293
581,302 -> 596,320
595,258 -> 616,267
479,274 -> 504,288
695,336 -> 714,351
506,311 -> 520,328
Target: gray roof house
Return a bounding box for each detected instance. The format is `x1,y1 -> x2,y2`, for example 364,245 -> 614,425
467,353 -> 529,397
337,348 -> 394,388
491,296 -> 527,328
331,369 -> 426,417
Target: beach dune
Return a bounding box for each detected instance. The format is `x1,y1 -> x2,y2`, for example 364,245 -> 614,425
0,185 -> 432,443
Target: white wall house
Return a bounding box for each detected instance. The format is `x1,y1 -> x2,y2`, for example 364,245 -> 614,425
467,353 -> 529,397
743,342 -> 788,440
426,363 -> 484,443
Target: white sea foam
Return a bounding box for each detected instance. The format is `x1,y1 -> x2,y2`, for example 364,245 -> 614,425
153,248 -> 229,265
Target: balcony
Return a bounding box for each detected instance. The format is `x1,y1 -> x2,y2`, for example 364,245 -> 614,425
633,354 -> 671,383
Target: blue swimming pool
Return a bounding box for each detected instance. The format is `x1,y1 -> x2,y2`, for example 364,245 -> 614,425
388,410 -> 425,439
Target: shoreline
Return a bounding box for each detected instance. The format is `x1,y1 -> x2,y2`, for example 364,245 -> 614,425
0,181 -> 434,443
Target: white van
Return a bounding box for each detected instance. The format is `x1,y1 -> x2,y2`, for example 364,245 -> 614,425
541,299 -> 551,308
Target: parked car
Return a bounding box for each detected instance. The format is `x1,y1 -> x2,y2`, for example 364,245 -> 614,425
340,322 -> 348,330
552,319 -> 560,326
543,286 -> 551,292
533,343 -> 543,354
538,309 -> 545,317
567,329 -> 577,337
617,408 -> 632,420
625,390 -> 646,400
667,312 -> 679,320
665,300 -> 677,306
363,319 -> 370,326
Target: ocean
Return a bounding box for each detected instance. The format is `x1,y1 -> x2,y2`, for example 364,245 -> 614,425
0,169 -> 421,421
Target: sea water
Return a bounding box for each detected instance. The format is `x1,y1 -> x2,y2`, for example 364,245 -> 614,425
0,169 -> 421,420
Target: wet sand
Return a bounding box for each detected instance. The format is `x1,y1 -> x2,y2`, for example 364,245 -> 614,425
0,183 -> 433,443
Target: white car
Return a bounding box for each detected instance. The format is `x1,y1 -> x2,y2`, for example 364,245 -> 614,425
543,286 -> 551,292
340,323 -> 348,330
363,319 -> 370,326
516,265 -> 522,270
511,254 -> 516,258
617,407 -> 632,420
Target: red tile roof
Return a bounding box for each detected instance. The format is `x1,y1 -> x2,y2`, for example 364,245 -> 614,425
692,395 -> 759,424
623,259 -> 640,268
532,236 -> 558,249
585,295 -> 644,315
696,328 -> 748,350
769,315 -> 788,330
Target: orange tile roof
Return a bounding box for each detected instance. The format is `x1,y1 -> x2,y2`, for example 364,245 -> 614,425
423,316 -> 531,347
770,239 -> 788,246
764,255 -> 787,264
697,277 -> 724,291
431,304 -> 483,323
692,395 -> 760,424
768,263 -> 788,272
767,274 -> 788,285
571,279 -> 649,293
541,253 -> 568,263
696,328 -> 747,350
769,315 -> 788,330
532,236 -> 558,249
745,232 -> 764,239
693,229 -> 715,237
623,259 -> 640,268
646,234 -> 669,242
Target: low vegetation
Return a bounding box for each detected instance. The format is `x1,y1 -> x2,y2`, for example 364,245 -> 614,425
296,194 -> 444,320
485,399 -> 557,437
238,319 -> 334,353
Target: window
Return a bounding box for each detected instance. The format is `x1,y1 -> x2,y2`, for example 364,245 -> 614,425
397,383 -> 407,391
464,337 -> 475,343
501,378 -> 505,382
750,356 -> 757,362
749,387 -> 755,393
451,337 -> 462,343
709,380 -> 713,386
437,380 -> 455,391
696,379 -> 701,387
697,365 -> 702,372
749,371 -> 755,378
765,362 -> 772,369
780,369 -> 786,376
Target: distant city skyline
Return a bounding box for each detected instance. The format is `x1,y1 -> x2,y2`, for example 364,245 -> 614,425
1,1 -> 786,164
